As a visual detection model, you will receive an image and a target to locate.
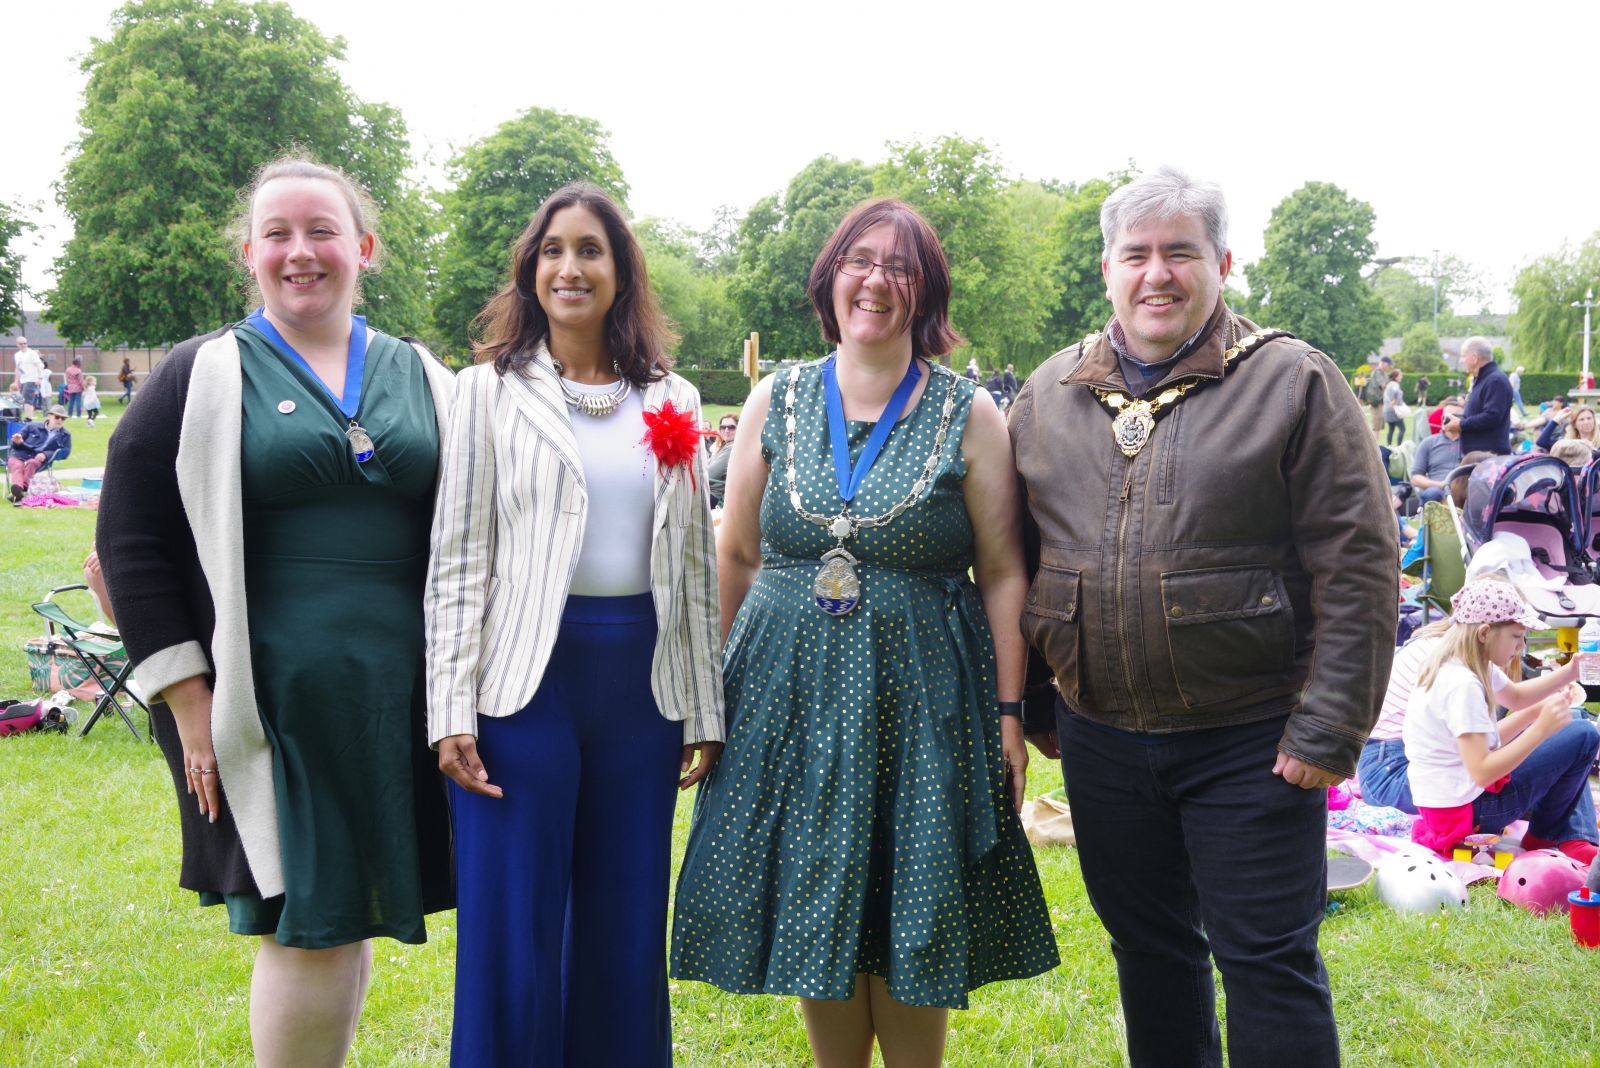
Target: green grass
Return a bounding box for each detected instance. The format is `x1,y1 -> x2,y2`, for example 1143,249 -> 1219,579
6,411 -> 1600,1065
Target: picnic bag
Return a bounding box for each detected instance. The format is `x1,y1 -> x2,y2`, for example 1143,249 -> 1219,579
24,635 -> 125,701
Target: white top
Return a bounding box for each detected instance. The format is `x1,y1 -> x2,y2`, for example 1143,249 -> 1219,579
14,347 -> 44,386
1402,659 -> 1511,807
83,385 -> 100,409
1370,636 -> 1439,741
565,381 -> 653,596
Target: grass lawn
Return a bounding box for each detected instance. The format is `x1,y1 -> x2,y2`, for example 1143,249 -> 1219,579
4,410 -> 1600,1064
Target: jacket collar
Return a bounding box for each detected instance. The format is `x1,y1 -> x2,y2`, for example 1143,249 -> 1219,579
1064,298 -> 1245,392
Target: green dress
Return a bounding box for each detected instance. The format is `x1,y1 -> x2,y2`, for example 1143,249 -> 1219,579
671,360 -> 1058,1009
208,322 -> 453,947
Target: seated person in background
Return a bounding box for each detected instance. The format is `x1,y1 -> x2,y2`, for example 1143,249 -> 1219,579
1404,580 -> 1599,863
1359,581 -> 1595,821
1426,393 -> 1464,437
1550,438 -> 1594,471
7,405 -> 71,503
1449,450 -> 1495,509
1534,395 -> 1572,451
1410,401 -> 1464,504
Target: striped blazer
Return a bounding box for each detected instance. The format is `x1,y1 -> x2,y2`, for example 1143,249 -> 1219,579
425,346 -> 724,746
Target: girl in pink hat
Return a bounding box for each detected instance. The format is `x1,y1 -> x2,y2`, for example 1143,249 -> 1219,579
1403,579 -> 1600,862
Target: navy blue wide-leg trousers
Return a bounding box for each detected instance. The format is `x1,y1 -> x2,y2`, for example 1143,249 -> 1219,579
450,593 -> 681,1067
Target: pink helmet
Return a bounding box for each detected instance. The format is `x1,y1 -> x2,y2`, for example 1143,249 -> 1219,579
1496,850 -> 1588,915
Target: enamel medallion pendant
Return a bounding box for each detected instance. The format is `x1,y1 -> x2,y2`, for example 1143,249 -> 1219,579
1111,405 -> 1156,458
346,420 -> 376,463
814,547 -> 862,616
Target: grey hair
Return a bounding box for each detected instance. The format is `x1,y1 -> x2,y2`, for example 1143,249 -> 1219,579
1461,336 -> 1494,361
1101,166 -> 1229,259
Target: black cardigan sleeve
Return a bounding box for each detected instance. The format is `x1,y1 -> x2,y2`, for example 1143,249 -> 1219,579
96,329 -> 227,673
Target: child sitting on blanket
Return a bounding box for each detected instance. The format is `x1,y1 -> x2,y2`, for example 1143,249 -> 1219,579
1403,579 -> 1600,864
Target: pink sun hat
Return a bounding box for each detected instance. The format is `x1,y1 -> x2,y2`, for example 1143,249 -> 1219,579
1450,579 -> 1545,629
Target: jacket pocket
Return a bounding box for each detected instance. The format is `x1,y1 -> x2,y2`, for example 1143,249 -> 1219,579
1160,565 -> 1294,709
1021,564 -> 1082,706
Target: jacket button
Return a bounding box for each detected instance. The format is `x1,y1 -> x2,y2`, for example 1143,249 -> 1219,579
1170,606 -> 1184,618
1261,595 -> 1276,606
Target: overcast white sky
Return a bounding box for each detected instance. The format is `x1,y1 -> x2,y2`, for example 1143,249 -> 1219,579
7,0 -> 1599,315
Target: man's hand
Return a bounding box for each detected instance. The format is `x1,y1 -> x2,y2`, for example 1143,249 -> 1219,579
1272,751 -> 1344,790
1026,730 -> 1060,760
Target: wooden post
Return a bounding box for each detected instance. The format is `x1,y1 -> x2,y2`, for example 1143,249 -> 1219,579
744,331 -> 761,386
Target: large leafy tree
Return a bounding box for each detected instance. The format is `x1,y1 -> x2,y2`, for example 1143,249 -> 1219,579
0,201 -> 34,332
1242,181 -> 1388,368
431,107 -> 627,356
635,218 -> 741,369
1509,234 -> 1600,373
47,0 -> 431,347
874,136 -> 1053,366
1041,170 -> 1132,355
729,155 -> 873,361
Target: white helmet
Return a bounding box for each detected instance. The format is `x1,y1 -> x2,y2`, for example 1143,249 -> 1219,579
1375,854 -> 1469,914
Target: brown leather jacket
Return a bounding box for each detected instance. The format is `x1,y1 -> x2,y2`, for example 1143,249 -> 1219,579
1010,303 -> 1396,778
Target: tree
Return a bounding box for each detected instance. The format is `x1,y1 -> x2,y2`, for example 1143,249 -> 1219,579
431,107 -> 627,356
636,219 -> 742,368
47,0 -> 432,347
1395,321 -> 1445,374
874,136 -> 1054,367
729,155 -> 873,360
0,201 -> 34,333
1509,234 -> 1600,372
1372,256 -> 1488,337
1242,182 -> 1388,368
1041,170 -> 1132,355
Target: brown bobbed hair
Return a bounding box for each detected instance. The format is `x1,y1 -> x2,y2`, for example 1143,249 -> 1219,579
473,182 -> 674,383
806,199 -> 963,360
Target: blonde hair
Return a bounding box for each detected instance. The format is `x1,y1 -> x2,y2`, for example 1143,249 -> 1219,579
1414,576 -> 1525,699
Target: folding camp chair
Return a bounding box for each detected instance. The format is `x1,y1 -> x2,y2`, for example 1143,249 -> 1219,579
30,585 -> 150,742
1401,498 -> 1469,622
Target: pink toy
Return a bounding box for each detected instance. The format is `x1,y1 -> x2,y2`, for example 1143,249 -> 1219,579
1496,849 -> 1588,915
1326,783 -> 1353,811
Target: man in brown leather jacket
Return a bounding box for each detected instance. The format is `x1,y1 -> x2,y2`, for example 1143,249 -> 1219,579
1010,167 -> 1395,1068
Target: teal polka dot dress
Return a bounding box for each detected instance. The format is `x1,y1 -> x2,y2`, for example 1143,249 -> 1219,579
670,360 -> 1058,1010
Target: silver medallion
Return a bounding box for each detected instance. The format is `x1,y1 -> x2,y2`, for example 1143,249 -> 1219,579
814,547 -> 862,616
277,399 -> 296,414
829,515 -> 855,540
346,420 -> 376,463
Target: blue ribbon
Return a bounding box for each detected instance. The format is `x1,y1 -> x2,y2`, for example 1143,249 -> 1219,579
820,353 -> 921,505
245,307 -> 367,420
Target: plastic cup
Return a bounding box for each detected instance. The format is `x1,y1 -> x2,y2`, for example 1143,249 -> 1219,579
1569,887 -> 1600,948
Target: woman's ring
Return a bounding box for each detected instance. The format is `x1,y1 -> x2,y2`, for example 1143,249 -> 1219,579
189,766 -> 203,774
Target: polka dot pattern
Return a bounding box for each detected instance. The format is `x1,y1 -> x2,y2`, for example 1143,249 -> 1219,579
670,361 -> 1058,1010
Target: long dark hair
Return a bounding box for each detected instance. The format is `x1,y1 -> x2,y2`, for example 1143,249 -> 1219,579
806,198 -> 963,360
473,182 -> 674,383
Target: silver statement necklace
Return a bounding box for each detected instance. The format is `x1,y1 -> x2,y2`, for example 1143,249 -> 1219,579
783,360 -> 959,616
552,358 -> 632,417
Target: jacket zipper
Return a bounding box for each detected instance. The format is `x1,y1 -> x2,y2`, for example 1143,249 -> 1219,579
1114,459 -> 1146,728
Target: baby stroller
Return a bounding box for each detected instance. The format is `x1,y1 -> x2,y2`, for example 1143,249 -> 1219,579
1462,453 -> 1600,618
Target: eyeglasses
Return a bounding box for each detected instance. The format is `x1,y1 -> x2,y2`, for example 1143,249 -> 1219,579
719,423 -> 737,432
836,256 -> 917,284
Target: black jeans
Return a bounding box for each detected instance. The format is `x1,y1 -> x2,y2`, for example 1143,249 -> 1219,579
1059,706 -> 1339,1068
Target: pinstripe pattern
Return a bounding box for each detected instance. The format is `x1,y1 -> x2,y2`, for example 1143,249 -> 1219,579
425,346 -> 724,746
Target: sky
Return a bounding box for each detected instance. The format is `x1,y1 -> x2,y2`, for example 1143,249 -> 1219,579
7,0 -> 1600,316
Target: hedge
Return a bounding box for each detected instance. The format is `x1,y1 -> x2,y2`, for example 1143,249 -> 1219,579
1345,370 -> 1586,408
676,368 -> 752,407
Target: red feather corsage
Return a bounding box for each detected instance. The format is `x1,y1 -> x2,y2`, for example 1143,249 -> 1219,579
641,400 -> 714,489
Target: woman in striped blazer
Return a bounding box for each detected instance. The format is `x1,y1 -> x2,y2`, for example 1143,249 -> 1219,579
425,182 -> 724,1066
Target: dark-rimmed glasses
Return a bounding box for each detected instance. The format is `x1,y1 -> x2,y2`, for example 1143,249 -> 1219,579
836,255 -> 917,284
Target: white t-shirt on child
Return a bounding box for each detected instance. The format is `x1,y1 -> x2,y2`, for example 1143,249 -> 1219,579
1403,660 -> 1511,807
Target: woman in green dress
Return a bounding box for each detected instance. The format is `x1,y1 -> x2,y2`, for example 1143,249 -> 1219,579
671,199 -> 1058,1065
97,156 -> 454,1067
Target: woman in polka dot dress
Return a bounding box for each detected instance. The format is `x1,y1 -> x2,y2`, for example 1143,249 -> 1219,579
671,199 -> 1058,1064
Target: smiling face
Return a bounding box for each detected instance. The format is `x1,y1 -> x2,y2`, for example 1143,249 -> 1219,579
1102,213 -> 1231,362
533,205 -> 617,340
830,222 -> 917,355
244,176 -> 372,331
